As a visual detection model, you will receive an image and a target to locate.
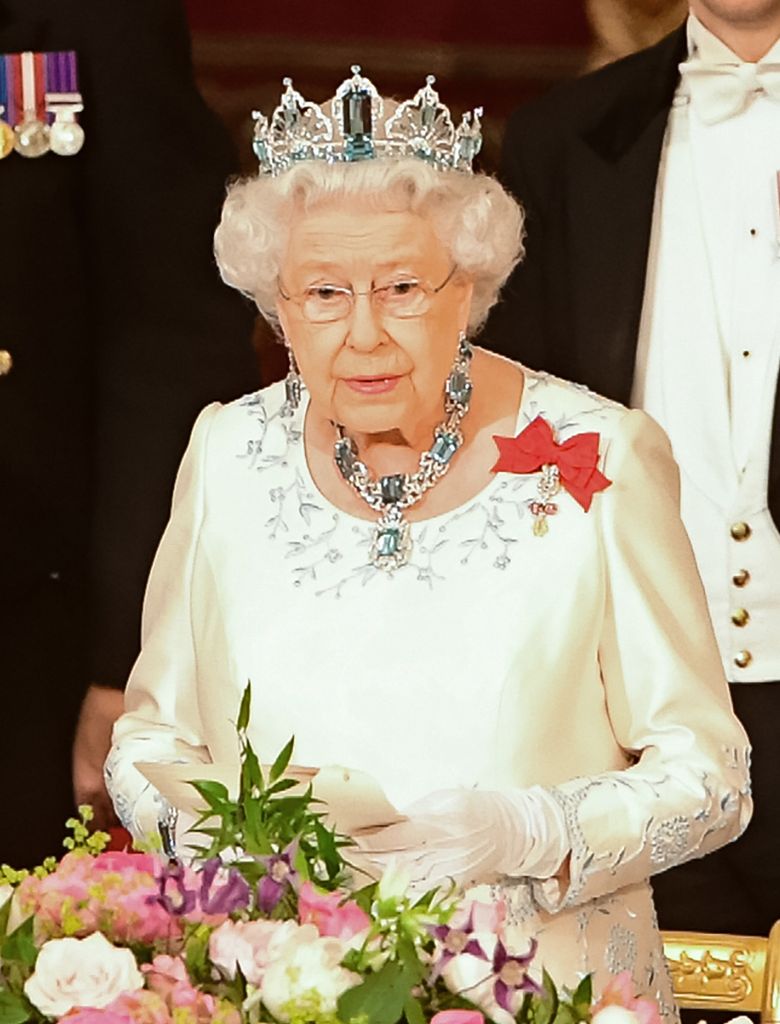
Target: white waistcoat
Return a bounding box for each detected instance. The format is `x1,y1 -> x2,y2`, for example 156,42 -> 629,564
633,90 -> 780,683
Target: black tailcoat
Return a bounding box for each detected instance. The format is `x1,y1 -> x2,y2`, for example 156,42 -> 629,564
0,0 -> 259,864
485,25 -> 780,527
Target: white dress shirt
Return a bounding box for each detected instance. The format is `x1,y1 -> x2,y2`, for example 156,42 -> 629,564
633,14 -> 780,682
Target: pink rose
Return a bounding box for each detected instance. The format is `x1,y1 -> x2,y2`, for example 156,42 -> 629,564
92,852 -> 159,876
431,1012 -> 485,1024
593,971 -> 662,1024
142,956 -> 216,1024
104,991 -> 172,1024
298,881 -> 371,940
61,1010 -> 133,1024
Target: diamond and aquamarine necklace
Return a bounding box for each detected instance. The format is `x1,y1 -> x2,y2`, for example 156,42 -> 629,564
333,334 -> 474,572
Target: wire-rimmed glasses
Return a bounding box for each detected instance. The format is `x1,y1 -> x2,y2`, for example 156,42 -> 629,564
278,266 -> 457,324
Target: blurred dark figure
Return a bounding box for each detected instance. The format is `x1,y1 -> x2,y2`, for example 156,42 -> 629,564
0,0 -> 259,866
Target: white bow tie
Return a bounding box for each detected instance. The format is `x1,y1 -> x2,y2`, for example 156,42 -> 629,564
679,58 -> 780,123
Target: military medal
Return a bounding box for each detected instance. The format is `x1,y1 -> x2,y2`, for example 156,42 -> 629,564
12,51 -> 50,157
0,49 -> 83,158
0,110 -> 13,159
0,60 -> 13,158
47,50 -> 84,156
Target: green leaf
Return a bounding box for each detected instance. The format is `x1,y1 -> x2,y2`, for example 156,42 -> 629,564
266,778 -> 300,795
189,779 -> 230,807
0,895 -> 11,940
0,990 -> 33,1024
338,960 -> 417,1024
184,924 -> 212,983
237,682 -> 252,733
240,742 -> 264,797
571,974 -> 592,1014
1,917 -> 36,968
395,933 -> 426,984
552,1005 -> 578,1024
242,799 -> 272,854
269,736 -> 295,783
351,882 -> 378,914
314,819 -> 341,880
531,970 -> 559,1024
403,996 -> 426,1024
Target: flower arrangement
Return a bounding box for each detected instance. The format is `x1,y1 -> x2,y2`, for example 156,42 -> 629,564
0,688 -> 660,1024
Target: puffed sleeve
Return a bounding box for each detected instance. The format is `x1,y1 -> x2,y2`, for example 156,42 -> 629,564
533,409 -> 752,912
104,403 -> 220,840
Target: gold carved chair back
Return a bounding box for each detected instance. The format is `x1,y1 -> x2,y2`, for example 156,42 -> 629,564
662,923 -> 780,1022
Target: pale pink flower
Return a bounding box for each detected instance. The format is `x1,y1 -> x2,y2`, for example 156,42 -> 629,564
260,929 -> 360,1023
431,1012 -> 485,1024
209,919 -> 302,986
92,852 -> 158,876
103,990 -> 172,1024
16,848 -> 197,946
452,899 -> 506,936
60,1008 -> 135,1024
592,971 -> 663,1024
142,955 -> 217,1024
298,882 -> 371,940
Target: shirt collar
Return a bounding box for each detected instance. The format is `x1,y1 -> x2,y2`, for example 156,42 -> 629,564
686,11 -> 780,65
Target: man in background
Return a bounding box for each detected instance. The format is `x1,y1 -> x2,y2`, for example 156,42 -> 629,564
486,0 -> 780,934
0,0 -> 259,865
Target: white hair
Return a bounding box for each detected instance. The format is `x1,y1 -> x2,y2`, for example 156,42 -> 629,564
213,158 -> 525,334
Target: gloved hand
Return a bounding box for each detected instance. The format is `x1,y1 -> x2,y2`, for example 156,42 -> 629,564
347,786 -> 570,893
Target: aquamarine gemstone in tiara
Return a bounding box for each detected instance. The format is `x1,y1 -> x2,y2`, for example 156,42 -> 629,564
251,66 -> 482,176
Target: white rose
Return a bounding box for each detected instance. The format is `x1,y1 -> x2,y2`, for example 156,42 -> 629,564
592,1008 -> 643,1024
0,884 -> 12,911
261,931 -> 360,1023
24,932 -> 144,1017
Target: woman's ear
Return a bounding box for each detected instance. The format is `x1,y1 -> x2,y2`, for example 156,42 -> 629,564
458,278 -> 475,329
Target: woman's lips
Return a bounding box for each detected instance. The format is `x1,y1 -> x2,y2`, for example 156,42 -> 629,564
343,375 -> 402,395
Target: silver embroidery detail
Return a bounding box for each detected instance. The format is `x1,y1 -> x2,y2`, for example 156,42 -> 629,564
649,815 -> 691,866
605,923 -> 638,974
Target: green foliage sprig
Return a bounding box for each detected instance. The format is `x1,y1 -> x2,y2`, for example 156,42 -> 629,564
188,683 -> 350,893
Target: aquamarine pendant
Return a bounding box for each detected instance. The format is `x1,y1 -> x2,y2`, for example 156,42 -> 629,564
370,507 -> 412,572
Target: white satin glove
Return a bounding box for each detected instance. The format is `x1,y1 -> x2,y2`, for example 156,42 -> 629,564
349,786 -> 570,893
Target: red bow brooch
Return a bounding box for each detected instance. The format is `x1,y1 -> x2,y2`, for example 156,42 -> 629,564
492,416 -> 612,536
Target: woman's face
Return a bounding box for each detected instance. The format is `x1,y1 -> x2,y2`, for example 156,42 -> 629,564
276,201 -> 473,443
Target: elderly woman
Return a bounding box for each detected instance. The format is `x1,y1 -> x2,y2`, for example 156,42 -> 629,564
106,71 -> 750,1019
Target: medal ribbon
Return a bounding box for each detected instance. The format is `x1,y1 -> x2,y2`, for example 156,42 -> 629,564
20,50 -> 46,122
0,50 -> 80,127
492,415 -> 612,512
45,50 -> 80,121
4,54 -> 21,126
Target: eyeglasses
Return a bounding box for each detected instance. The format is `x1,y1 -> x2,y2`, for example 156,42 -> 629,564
278,266 -> 457,324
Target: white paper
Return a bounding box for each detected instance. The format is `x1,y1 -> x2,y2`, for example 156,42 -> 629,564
134,760 -> 405,834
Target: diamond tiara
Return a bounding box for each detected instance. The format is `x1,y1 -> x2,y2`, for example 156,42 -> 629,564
252,66 -> 483,176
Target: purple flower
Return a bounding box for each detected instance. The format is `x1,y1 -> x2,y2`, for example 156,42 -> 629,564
256,841 -> 300,914
491,938 -> 542,1012
430,910 -> 489,979
149,861 -> 197,917
198,858 -> 251,915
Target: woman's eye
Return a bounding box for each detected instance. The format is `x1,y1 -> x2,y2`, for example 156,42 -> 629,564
389,280 -> 419,296
308,286 -> 342,301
